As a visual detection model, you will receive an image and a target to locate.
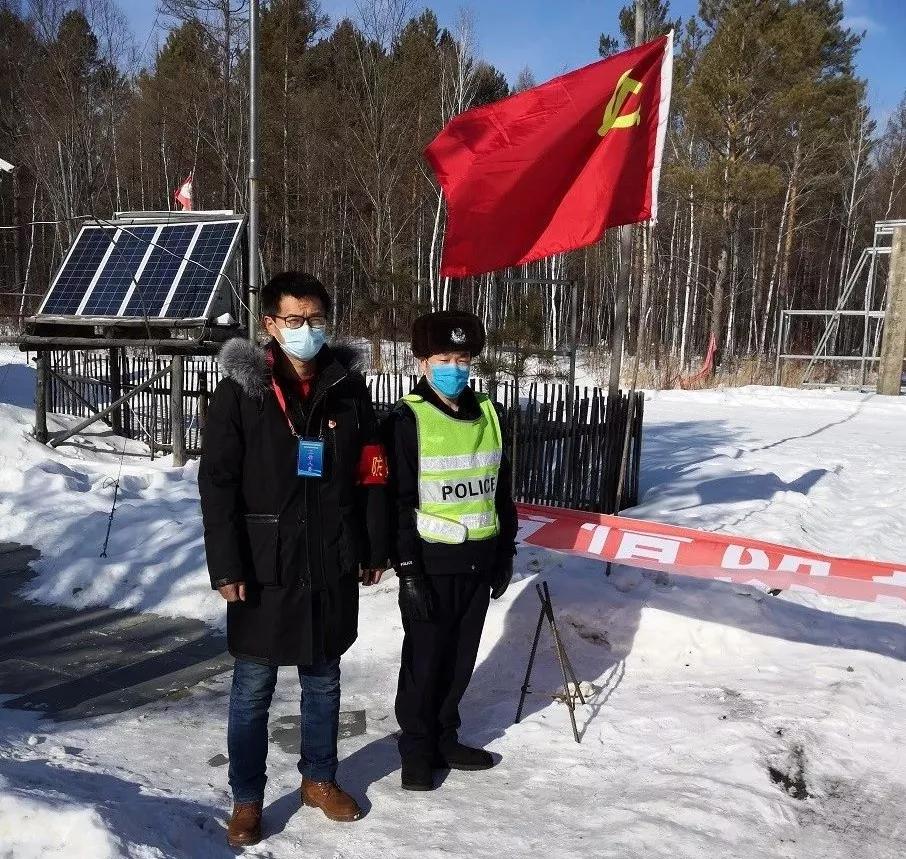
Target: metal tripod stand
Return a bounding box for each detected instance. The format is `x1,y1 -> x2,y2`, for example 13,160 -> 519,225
515,581 -> 586,743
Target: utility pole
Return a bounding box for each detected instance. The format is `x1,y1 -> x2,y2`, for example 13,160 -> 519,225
247,0 -> 261,341
878,226 -> 906,395
603,0 -> 645,513
0,159 -> 24,312
607,0 -> 644,404
170,356 -> 186,467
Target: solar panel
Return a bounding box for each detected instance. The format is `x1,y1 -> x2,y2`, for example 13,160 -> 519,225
41,226 -> 117,315
164,223 -> 240,319
81,226 -> 157,316
38,218 -> 243,322
121,224 -> 196,318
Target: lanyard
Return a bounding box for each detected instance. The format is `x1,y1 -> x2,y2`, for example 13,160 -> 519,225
271,375 -> 325,439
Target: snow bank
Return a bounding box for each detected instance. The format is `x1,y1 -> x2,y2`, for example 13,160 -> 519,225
0,347 -> 221,626
633,386 -> 906,566
0,775 -> 122,859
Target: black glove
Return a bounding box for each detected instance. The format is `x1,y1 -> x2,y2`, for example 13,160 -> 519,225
490,557 -> 513,600
398,575 -> 435,622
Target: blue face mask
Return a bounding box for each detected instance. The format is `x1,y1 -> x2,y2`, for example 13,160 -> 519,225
429,363 -> 470,399
278,323 -> 326,361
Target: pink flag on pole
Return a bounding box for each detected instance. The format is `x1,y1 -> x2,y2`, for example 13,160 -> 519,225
174,173 -> 193,211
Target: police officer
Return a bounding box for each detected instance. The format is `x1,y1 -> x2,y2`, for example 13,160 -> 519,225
384,310 -> 519,791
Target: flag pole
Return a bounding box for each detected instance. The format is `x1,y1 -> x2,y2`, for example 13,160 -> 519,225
247,0 -> 261,341
605,0 -> 644,512
608,231 -> 632,404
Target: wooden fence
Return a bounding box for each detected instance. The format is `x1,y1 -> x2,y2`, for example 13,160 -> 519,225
46,350 -> 214,457
508,382 -> 643,512
45,349 -> 643,511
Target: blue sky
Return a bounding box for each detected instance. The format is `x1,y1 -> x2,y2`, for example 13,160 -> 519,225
125,0 -> 904,125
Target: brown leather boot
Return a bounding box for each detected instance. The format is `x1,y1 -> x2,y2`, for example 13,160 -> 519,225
226,801 -> 262,847
300,778 -> 362,822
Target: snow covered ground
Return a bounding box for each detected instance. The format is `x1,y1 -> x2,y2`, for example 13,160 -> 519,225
1,345 -> 905,858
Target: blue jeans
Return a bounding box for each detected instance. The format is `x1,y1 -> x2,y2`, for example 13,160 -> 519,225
227,657 -> 341,803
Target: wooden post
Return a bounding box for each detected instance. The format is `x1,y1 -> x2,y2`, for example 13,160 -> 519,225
34,351 -> 48,443
108,348 -> 123,435
170,355 -> 186,466
150,362 -> 158,462
773,311 -> 784,386
878,226 -> 906,396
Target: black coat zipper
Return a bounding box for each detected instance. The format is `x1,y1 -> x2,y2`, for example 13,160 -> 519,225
301,371 -> 348,592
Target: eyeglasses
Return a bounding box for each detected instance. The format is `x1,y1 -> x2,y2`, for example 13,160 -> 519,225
268,314 -> 328,331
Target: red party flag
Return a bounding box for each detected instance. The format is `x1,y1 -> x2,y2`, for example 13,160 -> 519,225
426,34 -> 673,278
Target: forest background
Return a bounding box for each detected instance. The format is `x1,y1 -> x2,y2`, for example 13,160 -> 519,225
1,0 -> 905,386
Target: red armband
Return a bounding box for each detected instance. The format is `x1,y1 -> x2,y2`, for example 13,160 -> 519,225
358,443 -> 389,485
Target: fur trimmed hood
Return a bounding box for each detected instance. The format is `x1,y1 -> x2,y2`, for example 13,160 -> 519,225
218,337 -> 365,399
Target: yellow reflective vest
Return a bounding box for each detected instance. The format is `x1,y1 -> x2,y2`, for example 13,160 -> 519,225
401,392 -> 503,545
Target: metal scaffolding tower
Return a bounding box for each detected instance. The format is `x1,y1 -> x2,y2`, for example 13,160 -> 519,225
774,219 -> 906,390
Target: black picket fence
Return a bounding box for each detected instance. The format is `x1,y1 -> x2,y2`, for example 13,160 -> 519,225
508,382 -> 643,512
368,373 -> 643,511
44,350 -> 643,511
45,350 -> 213,455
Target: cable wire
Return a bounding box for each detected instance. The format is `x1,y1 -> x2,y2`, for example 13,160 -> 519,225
100,433 -> 129,558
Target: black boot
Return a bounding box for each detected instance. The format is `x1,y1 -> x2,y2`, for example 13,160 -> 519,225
401,758 -> 434,791
437,742 -> 495,771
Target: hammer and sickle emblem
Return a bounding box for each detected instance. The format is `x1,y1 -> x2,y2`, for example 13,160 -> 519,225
597,68 -> 643,137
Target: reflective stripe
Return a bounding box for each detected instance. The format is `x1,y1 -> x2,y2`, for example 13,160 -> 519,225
416,511 -> 467,544
420,450 -> 502,471
419,476 -> 497,505
461,511 -> 497,530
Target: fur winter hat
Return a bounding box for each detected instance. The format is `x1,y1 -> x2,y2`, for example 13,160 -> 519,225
411,310 -> 486,359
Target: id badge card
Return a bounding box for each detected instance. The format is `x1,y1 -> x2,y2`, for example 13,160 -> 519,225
297,438 -> 325,478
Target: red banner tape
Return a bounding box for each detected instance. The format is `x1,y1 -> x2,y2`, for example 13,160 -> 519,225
516,503 -> 906,606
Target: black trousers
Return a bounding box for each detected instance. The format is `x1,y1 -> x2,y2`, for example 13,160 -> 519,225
395,575 -> 491,762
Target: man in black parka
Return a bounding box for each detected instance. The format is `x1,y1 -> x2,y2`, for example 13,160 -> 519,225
199,272 -> 388,847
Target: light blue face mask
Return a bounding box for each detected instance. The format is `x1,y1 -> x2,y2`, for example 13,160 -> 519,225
429,363 -> 470,399
278,323 -> 326,361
